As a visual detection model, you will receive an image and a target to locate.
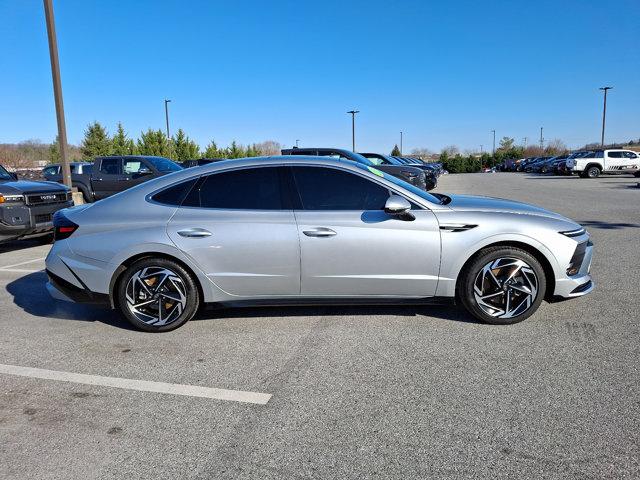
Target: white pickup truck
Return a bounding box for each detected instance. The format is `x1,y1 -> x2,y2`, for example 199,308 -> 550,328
567,149 -> 640,178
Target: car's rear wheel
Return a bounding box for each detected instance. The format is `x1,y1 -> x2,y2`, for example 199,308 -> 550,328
458,247 -> 546,325
585,166 -> 601,178
116,258 -> 200,332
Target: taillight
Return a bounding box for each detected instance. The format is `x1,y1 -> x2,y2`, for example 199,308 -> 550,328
53,210 -> 78,241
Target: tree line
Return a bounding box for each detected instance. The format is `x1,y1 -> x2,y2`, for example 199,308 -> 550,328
48,121 -> 283,164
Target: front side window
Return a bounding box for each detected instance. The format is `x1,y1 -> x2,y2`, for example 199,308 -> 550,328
123,159 -> 148,174
183,167 -> 283,210
623,151 -> 638,159
43,166 -> 58,176
100,158 -> 121,175
291,166 -> 390,211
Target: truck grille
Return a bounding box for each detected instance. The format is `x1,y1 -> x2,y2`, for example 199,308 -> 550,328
35,213 -> 53,224
25,191 -> 71,206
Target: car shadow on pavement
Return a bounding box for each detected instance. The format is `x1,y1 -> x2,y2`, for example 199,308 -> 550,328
5,271 -> 134,330
578,219 -> 640,230
0,237 -> 52,254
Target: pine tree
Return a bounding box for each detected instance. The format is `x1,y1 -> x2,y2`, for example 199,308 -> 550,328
203,140 -> 221,158
390,144 -> 401,156
172,129 -> 200,160
80,122 -> 111,159
111,122 -> 136,155
137,129 -> 171,157
227,141 -> 244,158
49,136 -> 60,163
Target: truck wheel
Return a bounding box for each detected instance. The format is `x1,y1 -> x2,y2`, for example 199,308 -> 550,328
586,166 -> 601,178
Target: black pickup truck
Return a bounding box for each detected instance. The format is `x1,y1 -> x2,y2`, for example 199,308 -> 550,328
281,148 -> 428,190
46,156 -> 182,202
0,164 -> 73,243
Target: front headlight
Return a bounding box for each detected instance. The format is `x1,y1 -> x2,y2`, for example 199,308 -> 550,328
560,228 -> 586,238
0,194 -> 24,204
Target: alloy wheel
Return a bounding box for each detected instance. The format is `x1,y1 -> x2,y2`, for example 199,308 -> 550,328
473,257 -> 538,319
125,266 -> 187,326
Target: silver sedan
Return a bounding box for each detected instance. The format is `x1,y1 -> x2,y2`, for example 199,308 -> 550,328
45,156 -> 594,332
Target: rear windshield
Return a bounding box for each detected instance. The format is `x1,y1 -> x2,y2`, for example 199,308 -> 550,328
146,157 -> 183,172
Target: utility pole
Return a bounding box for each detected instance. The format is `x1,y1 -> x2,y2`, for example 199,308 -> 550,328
491,130 -> 496,155
480,145 -> 483,154
599,86 -> 612,147
539,127 -> 544,151
164,99 -> 171,139
523,137 -> 528,148
295,139 -> 300,148
43,0 -> 71,188
400,131 -> 403,155
347,110 -> 359,151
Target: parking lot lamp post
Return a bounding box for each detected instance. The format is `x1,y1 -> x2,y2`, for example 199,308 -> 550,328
491,130 -> 496,155
43,0 -> 71,188
599,87 -> 612,147
539,127 -> 544,151
347,110 -> 359,151
400,131 -> 403,155
164,99 -> 171,140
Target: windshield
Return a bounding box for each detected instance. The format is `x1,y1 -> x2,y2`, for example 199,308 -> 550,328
0,164 -> 14,180
145,157 -> 183,172
355,163 -> 441,205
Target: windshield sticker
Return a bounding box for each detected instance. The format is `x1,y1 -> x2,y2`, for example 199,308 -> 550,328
367,166 -> 384,177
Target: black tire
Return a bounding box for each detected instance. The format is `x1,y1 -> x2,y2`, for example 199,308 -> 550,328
457,246 -> 547,325
586,166 -> 601,178
116,257 -> 200,332
633,171 -> 640,178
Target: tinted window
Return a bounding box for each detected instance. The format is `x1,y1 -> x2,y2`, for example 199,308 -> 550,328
145,157 -> 182,172
183,167 -> 283,210
292,166 -> 390,210
100,158 -> 121,174
608,151 -> 623,158
82,164 -> 92,174
151,178 -> 198,206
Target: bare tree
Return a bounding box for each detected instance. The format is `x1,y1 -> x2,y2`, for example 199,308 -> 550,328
254,140 -> 282,156
544,139 -> 568,155
441,145 -> 460,157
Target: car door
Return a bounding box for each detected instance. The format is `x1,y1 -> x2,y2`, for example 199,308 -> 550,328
605,151 -> 624,171
622,151 -> 639,172
289,165 -> 441,297
91,157 -> 123,199
166,166 -> 301,297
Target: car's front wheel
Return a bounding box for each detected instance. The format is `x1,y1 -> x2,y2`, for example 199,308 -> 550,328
116,258 -> 200,332
458,247 -> 546,325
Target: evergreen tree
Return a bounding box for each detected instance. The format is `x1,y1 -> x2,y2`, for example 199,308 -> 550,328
49,136 -> 60,164
80,122 -> 111,159
111,122 -> 136,155
172,128 -> 200,160
203,140 -> 221,158
227,141 -> 244,158
137,129 -> 171,157
390,144 -> 401,156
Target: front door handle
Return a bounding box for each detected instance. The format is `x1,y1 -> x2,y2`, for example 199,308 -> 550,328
177,228 -> 212,238
303,227 -> 337,237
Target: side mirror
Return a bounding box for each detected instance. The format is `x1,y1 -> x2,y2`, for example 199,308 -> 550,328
384,195 -> 414,220
138,166 -> 152,175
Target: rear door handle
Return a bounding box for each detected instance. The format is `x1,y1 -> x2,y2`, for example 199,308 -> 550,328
303,227 -> 337,237
177,228 -> 212,238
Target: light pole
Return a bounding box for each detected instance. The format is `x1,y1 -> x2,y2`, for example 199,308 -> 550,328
295,139 -> 300,148
599,86 -> 612,147
164,99 -> 171,139
347,110 -> 359,151
480,145 -> 483,154
400,131 -> 403,155
43,0 -> 71,188
491,130 -> 496,155
539,127 -> 544,151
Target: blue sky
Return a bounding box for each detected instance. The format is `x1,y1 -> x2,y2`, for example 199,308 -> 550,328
1,0 -> 638,153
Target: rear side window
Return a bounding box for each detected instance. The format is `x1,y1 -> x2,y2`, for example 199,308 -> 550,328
182,167 -> 284,210
100,158 -> 121,174
607,151 -> 623,158
291,166 -> 390,211
151,178 -> 198,206
82,164 -> 92,174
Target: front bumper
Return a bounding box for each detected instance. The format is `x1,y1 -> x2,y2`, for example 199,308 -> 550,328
0,200 -> 73,242
553,239 -> 594,298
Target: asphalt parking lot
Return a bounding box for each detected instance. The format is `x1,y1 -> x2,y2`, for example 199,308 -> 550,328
0,173 -> 638,479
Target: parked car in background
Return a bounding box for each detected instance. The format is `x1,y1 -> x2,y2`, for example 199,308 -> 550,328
524,157 -> 552,173
516,158 -> 537,172
281,148 -> 429,191
532,155 -> 569,174
42,162 -> 93,202
48,156 -> 182,202
555,152 -> 588,175
180,158 -> 224,168
360,153 -> 437,190
0,163 -> 72,243
567,149 -> 640,178
46,156 -> 594,332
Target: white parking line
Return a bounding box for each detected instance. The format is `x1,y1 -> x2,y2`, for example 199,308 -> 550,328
0,268 -> 42,273
0,257 -> 46,270
0,364 -> 272,405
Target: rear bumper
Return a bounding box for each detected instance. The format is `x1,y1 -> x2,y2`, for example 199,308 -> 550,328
46,269 -> 110,305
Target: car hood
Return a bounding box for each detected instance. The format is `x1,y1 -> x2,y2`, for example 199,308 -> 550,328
0,179 -> 69,194
446,194 -> 572,222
